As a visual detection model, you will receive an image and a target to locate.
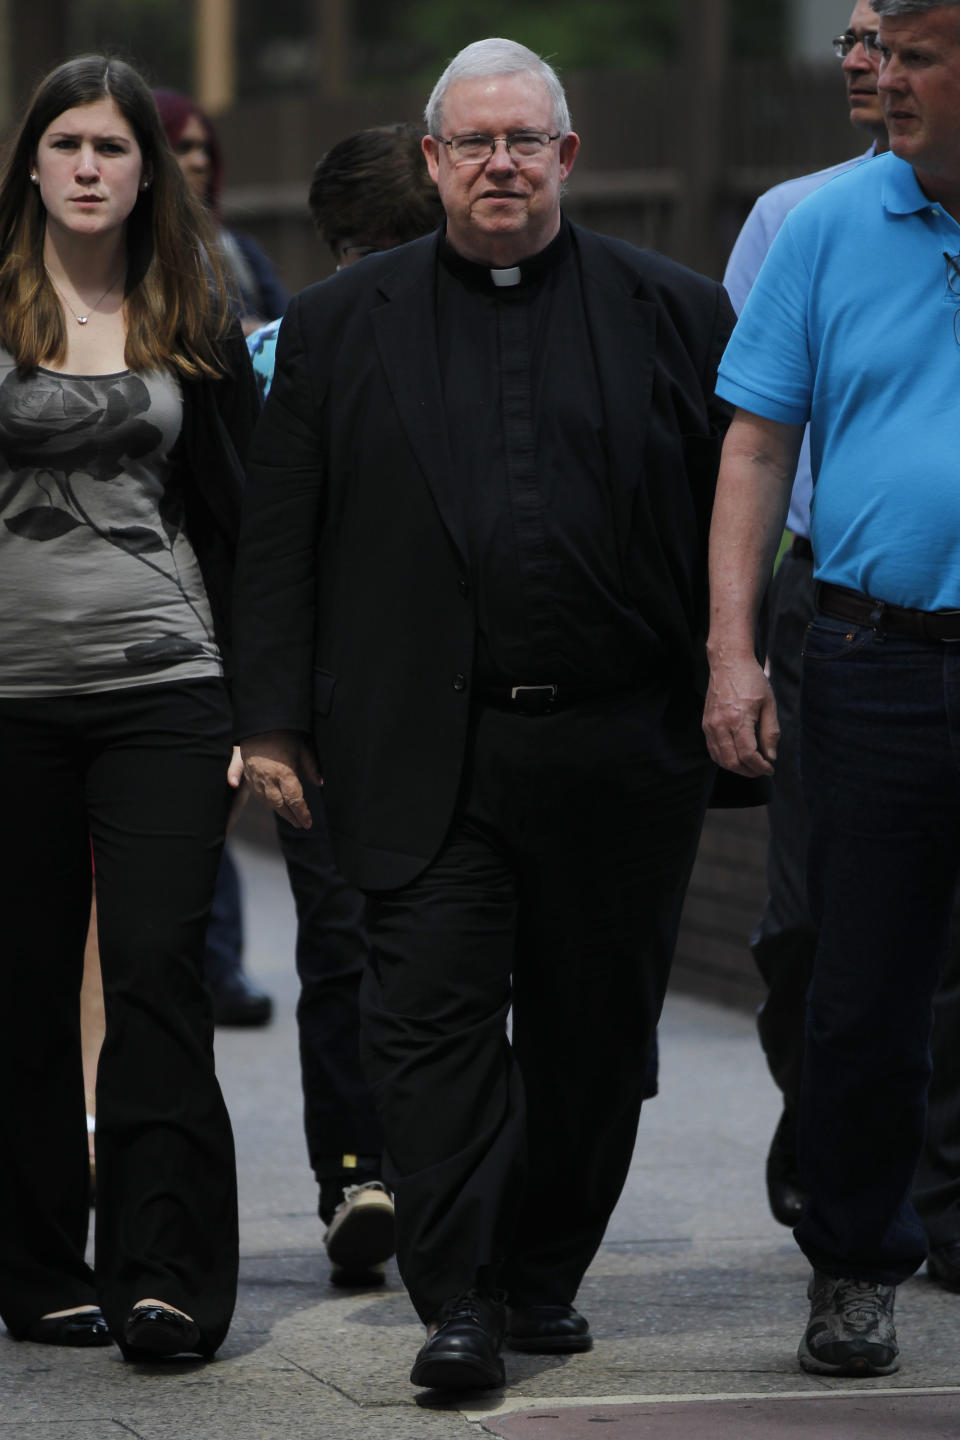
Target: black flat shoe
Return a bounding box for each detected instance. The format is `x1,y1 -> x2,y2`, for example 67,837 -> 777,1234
208,972 -> 273,1027
20,1308 -> 112,1347
121,1304 -> 204,1360
410,1290 -> 505,1391
506,1302 -> 592,1353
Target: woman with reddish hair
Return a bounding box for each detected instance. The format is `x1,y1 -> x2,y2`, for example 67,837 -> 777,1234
154,88 -> 288,334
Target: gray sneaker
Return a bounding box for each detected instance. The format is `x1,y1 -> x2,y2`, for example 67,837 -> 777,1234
324,1180 -> 395,1286
798,1270 -> 899,1376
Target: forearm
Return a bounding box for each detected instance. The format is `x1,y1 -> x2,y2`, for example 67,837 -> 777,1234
706,410 -> 802,663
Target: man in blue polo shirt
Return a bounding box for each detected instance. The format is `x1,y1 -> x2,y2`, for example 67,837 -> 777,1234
704,0 -> 960,1379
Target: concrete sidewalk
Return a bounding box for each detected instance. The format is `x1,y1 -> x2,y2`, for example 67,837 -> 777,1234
4,834 -> 959,1439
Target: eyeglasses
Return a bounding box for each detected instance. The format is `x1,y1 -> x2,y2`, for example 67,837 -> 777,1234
832,29 -> 879,58
944,252 -> 960,343
336,240 -> 383,267
438,130 -> 560,166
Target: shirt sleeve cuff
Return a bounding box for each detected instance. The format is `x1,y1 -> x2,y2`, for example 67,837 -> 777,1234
715,375 -> 809,427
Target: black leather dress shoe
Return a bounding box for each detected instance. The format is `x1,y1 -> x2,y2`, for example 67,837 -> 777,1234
766,1109 -> 806,1228
208,971 -> 273,1027
410,1290 -> 506,1390
20,1308 -> 112,1347
121,1304 -> 205,1360
506,1303 -> 593,1353
928,1240 -> 960,1292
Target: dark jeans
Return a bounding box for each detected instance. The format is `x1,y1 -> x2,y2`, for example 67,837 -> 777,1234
754,553 -> 960,1249
798,615 -> 960,1283
359,686 -> 712,1322
275,782 -> 382,1205
0,681 -> 239,1349
751,547 -> 818,1111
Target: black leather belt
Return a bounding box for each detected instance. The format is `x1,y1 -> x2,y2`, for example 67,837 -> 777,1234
477,681 -> 634,715
791,534 -> 813,560
816,581 -> 960,642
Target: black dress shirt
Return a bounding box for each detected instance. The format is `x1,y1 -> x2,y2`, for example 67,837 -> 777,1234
437,218 -> 663,690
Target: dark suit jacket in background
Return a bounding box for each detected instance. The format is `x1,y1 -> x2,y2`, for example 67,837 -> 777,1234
232,224 -> 735,890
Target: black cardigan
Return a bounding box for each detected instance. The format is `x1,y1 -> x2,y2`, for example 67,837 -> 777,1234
175,321 -> 260,678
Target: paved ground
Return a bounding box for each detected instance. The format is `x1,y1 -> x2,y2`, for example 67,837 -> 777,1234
4,831 -> 960,1439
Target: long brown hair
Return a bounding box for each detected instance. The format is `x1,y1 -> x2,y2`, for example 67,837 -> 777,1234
0,54 -> 231,378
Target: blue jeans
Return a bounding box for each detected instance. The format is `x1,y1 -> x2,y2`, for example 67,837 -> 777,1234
798,612 -> 960,1283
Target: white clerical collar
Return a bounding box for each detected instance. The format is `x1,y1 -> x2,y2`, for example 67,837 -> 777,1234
490,266 -> 522,287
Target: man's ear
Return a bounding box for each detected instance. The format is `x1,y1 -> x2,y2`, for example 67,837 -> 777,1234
422,134 -> 441,186
558,131 -> 580,183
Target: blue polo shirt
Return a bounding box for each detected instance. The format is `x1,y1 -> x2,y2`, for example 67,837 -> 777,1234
717,150 -> 960,611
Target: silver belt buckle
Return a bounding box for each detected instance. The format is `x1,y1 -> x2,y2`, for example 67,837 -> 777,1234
510,684 -> 558,702
934,608 -> 960,641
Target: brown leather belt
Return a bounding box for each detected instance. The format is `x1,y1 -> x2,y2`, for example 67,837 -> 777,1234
816,582 -> 960,643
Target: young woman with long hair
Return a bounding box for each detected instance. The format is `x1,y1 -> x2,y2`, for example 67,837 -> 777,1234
0,55 -> 258,1361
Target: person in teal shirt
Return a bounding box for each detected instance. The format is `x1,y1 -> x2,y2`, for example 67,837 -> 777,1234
245,123 -> 441,1285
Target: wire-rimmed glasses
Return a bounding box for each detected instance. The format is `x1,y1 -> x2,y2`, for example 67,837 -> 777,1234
438,130 -> 561,166
832,29 -> 879,59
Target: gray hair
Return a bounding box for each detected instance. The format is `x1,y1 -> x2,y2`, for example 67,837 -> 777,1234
424,37 -> 571,137
870,0 -> 960,14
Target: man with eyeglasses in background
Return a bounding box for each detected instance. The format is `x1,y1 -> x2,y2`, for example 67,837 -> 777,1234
705,0 -> 960,1380
723,2 -> 888,1234
233,37 -> 735,1391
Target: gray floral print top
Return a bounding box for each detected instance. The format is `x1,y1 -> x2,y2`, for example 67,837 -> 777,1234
0,352 -> 222,695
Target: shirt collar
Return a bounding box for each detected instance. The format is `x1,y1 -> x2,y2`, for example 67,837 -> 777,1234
438,216 -> 573,291
882,150 -> 945,215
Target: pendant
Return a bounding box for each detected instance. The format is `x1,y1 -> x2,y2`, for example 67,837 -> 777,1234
77,316 -> 89,325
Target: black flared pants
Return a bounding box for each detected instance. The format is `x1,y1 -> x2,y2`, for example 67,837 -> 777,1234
0,680 -> 238,1352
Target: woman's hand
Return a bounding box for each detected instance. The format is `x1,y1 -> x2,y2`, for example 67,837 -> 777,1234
226,745 -> 249,833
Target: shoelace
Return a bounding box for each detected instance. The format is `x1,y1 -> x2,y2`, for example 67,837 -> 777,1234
835,1280 -> 890,1328
444,1290 -> 485,1325
337,1180 -> 390,1210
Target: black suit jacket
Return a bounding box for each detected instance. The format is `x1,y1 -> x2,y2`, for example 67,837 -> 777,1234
233,224 -> 735,890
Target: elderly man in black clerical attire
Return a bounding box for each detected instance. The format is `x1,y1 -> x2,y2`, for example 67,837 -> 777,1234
233,37 -> 735,1391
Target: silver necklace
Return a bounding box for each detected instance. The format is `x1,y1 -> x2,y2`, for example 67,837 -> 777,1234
46,269 -> 121,325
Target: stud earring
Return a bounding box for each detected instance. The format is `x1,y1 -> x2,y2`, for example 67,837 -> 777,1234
29,171 -> 38,184
140,179 -> 150,191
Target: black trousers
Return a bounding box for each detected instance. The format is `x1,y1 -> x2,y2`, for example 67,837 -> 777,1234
359,685 -> 712,1322
275,782 -> 383,1202
0,681 -> 238,1351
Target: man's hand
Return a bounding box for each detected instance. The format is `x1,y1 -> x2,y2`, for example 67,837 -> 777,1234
702,409 -> 801,778
240,730 -> 322,829
703,649 -> 780,777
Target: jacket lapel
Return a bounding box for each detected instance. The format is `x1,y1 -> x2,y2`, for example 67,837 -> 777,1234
370,236 -> 468,567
